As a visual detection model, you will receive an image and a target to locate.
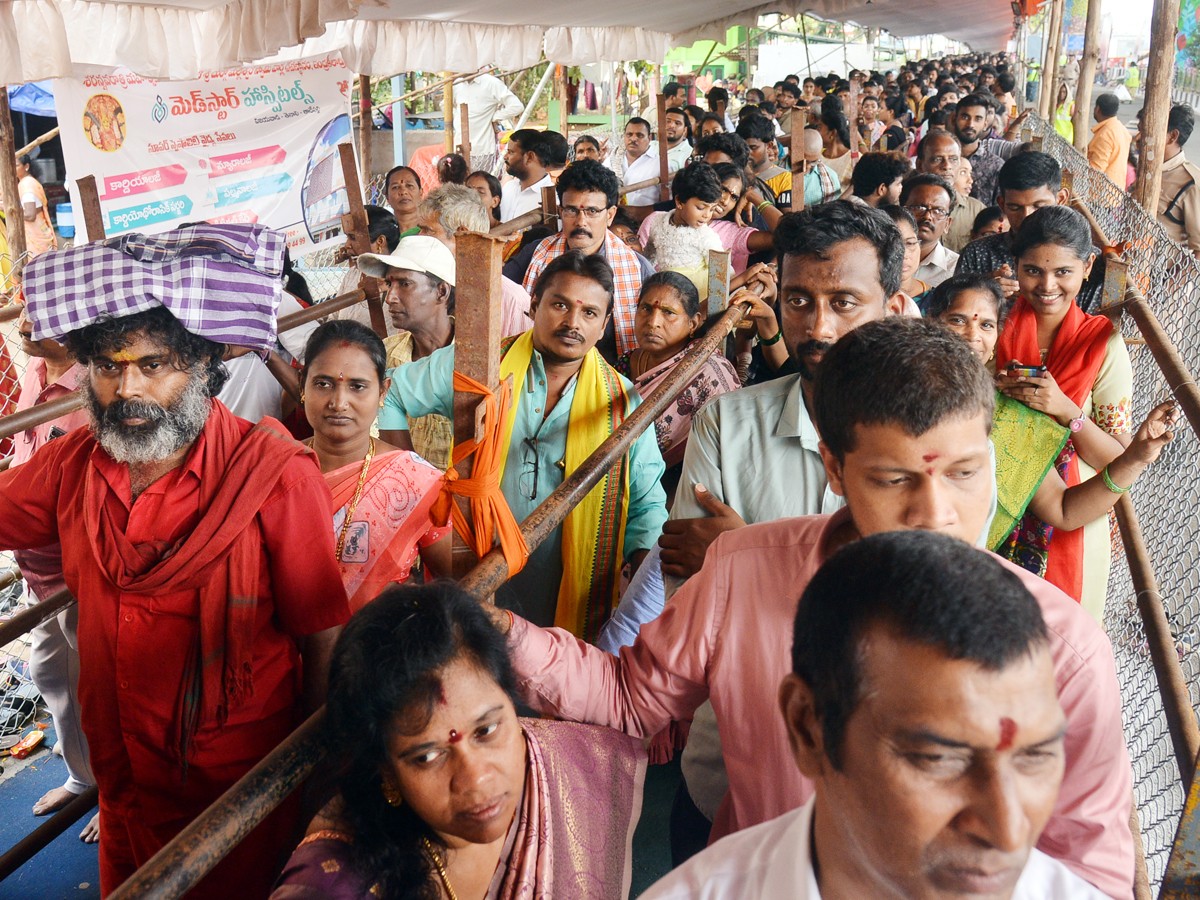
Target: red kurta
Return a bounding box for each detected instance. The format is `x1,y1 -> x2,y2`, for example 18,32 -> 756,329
0,401 -> 350,897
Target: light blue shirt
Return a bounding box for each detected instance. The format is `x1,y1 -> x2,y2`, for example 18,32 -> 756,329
380,342 -> 668,627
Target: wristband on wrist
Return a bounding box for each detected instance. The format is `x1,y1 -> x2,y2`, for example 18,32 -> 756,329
759,328 -> 784,346
1101,465 -> 1131,494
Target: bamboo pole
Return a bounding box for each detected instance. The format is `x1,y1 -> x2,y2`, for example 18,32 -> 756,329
1039,0 -> 1066,119
0,90 -> 27,277
1133,0 -> 1182,215
16,125 -> 59,159
1072,0 -> 1104,150
459,102 -> 472,162
442,72 -> 455,155
357,75 -> 372,183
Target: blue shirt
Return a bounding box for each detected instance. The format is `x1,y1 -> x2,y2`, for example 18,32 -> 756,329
380,342 -> 668,626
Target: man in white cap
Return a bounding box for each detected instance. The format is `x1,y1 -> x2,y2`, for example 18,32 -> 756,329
357,235 -> 461,469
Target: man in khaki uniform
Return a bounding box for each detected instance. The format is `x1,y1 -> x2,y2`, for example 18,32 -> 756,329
1156,104 -> 1200,256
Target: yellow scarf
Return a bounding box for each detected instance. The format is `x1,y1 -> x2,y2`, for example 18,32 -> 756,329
497,331 -> 631,641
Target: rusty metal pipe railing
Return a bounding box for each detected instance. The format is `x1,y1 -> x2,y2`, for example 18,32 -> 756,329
0,787 -> 97,881
1161,747 -> 1200,898
0,589 -> 75,647
1123,293 -> 1200,443
108,297 -> 753,900
620,175 -> 667,197
1115,494 -> 1200,788
0,393 -> 84,443
0,289 -> 369,445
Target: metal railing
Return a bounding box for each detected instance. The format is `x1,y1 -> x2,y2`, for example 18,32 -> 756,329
1022,114 -> 1200,892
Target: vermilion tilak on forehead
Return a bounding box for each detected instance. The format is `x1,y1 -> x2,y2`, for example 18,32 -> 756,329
996,717 -> 1017,752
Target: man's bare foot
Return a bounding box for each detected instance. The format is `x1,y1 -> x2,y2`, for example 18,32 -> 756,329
32,785 -> 76,816
79,812 -> 100,843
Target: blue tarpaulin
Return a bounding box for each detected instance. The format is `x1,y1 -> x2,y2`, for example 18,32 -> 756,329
7,81 -> 55,117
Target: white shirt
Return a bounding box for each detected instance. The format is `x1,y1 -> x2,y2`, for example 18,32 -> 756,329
658,139 -> 693,173
500,172 -> 553,223
451,74 -> 524,156
642,800 -> 1109,900
916,240 -> 960,288
609,149 -> 663,205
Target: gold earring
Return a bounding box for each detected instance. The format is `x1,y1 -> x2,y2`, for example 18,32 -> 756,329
299,392 -> 306,405
382,778 -> 403,808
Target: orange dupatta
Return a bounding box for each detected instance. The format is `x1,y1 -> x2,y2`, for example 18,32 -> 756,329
994,297 -> 1113,599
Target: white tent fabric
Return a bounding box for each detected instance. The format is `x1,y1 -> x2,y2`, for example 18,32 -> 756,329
0,0 -> 1014,85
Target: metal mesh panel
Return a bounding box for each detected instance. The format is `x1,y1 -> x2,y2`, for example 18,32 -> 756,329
1026,115 -> 1200,888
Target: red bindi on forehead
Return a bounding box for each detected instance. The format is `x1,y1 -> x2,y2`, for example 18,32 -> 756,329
996,717 -> 1017,752
448,729 -> 463,744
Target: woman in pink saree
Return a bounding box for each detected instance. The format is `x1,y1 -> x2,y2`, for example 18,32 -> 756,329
301,321 -> 450,610
271,583 -> 647,899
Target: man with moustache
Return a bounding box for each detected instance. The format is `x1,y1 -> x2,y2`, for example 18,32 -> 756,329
900,173 -> 960,289
511,160 -> 654,361
915,132 -> 985,252
380,251 -> 666,640
642,532 -> 1108,899
0,224 -> 350,898
502,319 -> 1134,897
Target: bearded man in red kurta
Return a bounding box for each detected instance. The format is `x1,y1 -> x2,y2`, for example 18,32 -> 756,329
5,225 -> 351,898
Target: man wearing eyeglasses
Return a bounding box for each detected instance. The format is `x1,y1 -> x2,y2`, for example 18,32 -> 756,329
899,173 -> 960,289
510,160 -> 655,362
379,250 -> 667,640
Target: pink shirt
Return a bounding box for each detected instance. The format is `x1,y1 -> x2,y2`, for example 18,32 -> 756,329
509,508 -> 1134,898
12,359 -> 89,599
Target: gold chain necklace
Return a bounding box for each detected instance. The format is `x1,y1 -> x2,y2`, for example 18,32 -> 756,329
421,837 -> 459,900
334,437 -> 375,560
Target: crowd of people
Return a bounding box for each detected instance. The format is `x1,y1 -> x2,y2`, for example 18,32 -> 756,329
0,51 -> 1183,900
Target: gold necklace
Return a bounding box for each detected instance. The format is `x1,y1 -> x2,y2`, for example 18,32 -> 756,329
421,837 -> 459,900
334,437 -> 375,560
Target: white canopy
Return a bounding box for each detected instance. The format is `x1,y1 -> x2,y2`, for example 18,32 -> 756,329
0,0 -> 1015,85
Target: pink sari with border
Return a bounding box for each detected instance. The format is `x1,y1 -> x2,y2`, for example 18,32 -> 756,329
325,449 -> 449,612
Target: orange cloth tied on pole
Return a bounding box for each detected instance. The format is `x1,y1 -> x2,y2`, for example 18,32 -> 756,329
432,370 -> 530,576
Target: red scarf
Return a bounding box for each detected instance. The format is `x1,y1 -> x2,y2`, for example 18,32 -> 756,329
995,297 -> 1113,599
84,402 -> 314,769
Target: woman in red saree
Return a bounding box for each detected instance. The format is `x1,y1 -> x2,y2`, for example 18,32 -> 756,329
301,321 -> 449,610
994,206 -> 1134,621
270,584 -> 646,899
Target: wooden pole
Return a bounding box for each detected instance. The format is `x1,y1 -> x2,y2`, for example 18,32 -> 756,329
1133,0 -> 1182,215
357,75 -> 373,185
76,175 -> 105,241
0,90 -> 27,280
16,125 -> 59,159
1039,0 -> 1065,119
442,72 -> 455,155
656,94 -> 670,202
790,107 -> 809,212
450,232 -> 505,577
337,143 -> 387,338
555,65 -> 569,133
459,102 -> 472,162
1072,0 -> 1104,150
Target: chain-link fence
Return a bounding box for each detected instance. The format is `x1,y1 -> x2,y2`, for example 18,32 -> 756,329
1026,115 -> 1200,888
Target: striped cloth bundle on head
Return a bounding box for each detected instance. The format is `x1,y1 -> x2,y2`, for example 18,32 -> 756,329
22,223 -> 287,353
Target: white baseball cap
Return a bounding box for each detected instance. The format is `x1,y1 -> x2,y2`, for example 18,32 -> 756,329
357,235 -> 456,285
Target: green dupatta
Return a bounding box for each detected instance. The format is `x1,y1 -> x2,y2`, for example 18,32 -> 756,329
987,392 -> 1071,552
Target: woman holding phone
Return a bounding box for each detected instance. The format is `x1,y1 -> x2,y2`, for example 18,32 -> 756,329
993,205 -> 1135,620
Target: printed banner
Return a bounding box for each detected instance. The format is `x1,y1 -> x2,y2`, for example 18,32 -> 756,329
54,53 -> 356,254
